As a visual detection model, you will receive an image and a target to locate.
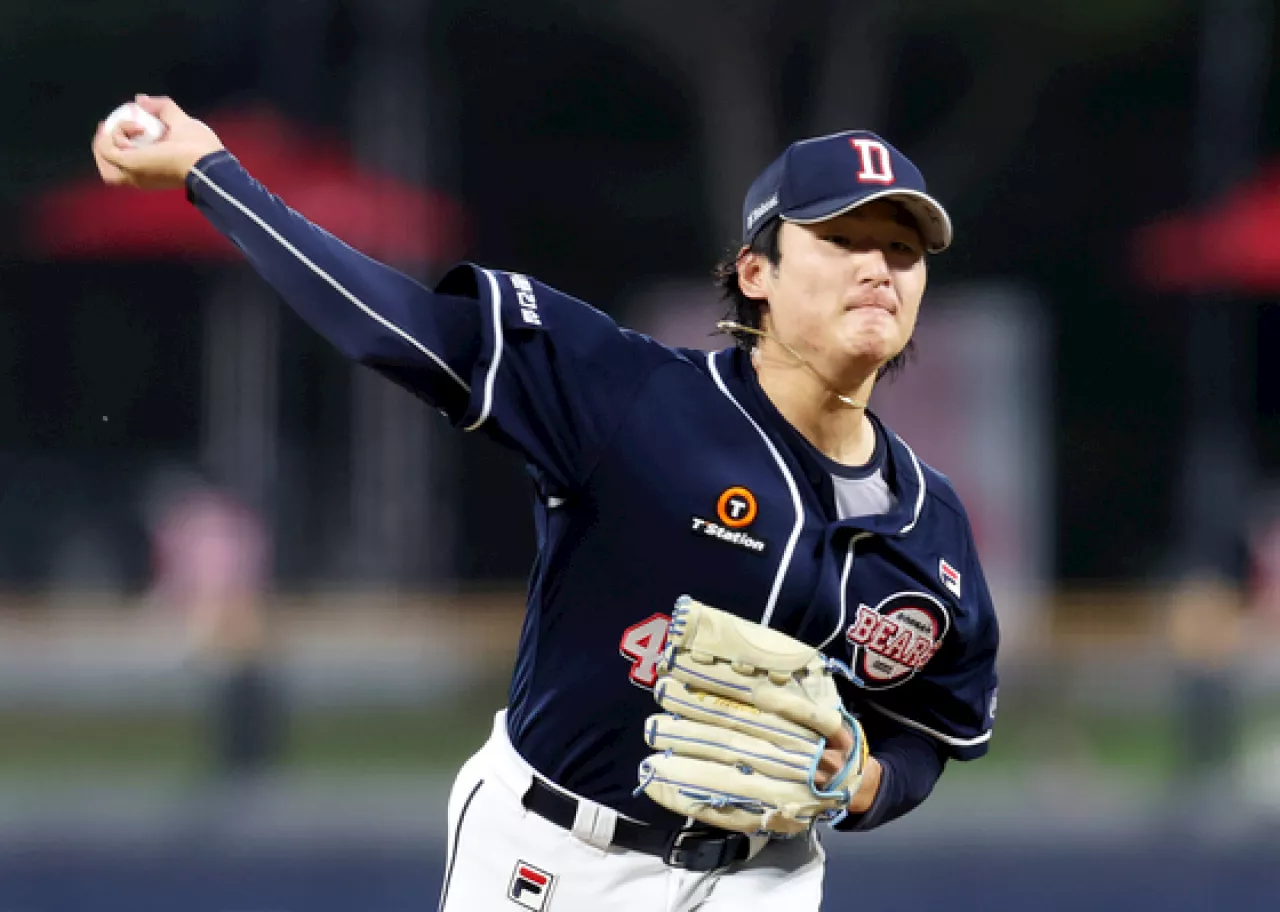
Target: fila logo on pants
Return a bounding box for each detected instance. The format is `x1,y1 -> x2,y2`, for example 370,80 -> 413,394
508,861 -> 557,911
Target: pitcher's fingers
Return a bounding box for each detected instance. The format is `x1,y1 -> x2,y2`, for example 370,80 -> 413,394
111,122 -> 145,149
96,137 -> 129,169
90,125 -> 130,184
91,126 -> 118,162
93,150 -> 124,182
135,94 -> 184,122
815,740 -> 852,786
829,723 -> 854,754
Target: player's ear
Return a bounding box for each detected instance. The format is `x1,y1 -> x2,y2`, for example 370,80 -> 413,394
737,246 -> 771,302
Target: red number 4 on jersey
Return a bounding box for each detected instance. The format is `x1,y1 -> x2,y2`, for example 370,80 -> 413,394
618,613 -> 671,688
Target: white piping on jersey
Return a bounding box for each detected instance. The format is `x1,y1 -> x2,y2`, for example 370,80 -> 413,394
189,164 -> 470,393
895,435 -> 927,535
863,699 -> 992,748
820,531 -> 870,651
463,268 -> 505,432
706,351 -> 804,627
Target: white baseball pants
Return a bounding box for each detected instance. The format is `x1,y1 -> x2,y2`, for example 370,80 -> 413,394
437,711 -> 825,912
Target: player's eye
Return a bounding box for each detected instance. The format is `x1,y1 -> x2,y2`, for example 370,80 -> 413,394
890,240 -> 921,256
822,235 -> 853,249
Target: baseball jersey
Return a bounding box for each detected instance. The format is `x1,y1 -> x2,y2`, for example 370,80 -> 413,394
187,152 -> 1000,829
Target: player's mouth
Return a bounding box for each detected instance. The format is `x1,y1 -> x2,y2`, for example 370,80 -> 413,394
845,295 -> 898,315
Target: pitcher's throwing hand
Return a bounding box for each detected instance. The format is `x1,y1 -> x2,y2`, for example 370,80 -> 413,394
92,94 -> 223,190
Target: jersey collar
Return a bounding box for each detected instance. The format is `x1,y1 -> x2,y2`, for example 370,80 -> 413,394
720,347 -> 927,537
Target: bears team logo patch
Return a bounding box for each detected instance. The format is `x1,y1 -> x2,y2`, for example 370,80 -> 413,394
690,487 -> 767,554
845,591 -> 950,689
508,861 -> 556,911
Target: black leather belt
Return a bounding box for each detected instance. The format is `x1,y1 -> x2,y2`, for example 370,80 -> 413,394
521,777 -> 752,872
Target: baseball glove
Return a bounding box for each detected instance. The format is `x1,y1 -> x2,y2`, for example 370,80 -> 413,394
635,596 -> 868,837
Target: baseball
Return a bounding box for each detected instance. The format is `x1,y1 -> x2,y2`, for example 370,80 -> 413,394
102,102 -> 167,147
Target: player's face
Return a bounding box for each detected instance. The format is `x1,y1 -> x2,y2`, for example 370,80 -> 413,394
754,201 -> 928,381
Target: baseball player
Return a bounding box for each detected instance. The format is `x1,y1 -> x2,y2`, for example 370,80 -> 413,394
92,95 -> 999,911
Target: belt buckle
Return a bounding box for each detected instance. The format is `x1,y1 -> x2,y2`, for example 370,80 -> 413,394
664,831 -> 728,872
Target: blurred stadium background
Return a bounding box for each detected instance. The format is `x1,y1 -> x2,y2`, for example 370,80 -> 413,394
2,0 -> 1280,909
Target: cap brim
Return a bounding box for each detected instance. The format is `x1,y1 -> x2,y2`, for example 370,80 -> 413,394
782,189 -> 953,253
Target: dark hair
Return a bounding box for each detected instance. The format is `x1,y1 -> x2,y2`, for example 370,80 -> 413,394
713,217 -> 913,379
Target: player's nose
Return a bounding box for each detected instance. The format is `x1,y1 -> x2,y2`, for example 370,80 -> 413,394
855,249 -> 893,286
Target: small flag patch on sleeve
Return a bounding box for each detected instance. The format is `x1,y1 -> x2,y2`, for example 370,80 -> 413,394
939,558 -> 961,598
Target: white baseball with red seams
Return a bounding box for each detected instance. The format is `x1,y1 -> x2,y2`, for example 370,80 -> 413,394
102,102 -> 167,147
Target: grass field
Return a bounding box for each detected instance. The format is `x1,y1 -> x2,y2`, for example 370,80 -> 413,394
0,692 -> 505,785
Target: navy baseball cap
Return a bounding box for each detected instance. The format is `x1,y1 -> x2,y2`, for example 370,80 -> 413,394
741,130 -> 952,253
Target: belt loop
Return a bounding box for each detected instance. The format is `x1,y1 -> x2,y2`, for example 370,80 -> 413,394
571,799 -> 618,851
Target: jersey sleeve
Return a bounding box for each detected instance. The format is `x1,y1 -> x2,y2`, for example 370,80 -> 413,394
431,263 -> 669,488
186,151 -> 667,489
854,530 -> 1000,762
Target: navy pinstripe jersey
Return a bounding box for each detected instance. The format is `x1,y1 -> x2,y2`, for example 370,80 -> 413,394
187,152 -> 999,828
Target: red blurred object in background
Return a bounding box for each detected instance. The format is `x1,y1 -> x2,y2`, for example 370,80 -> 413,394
1133,161 -> 1280,293
28,106 -> 466,264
